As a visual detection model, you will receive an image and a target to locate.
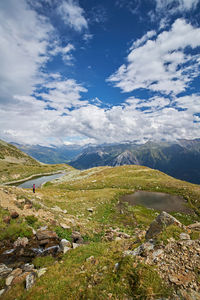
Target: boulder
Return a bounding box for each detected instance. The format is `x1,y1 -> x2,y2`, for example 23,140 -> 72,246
187,222 -> 200,231
60,239 -> 71,250
145,211 -> 182,240
0,264 -> 12,277
12,272 -> 30,285
10,268 -> 22,277
180,233 -> 190,240
14,237 -> 29,248
22,264 -> 34,272
36,230 -> 58,241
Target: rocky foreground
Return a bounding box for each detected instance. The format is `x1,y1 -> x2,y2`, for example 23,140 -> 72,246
0,210 -> 200,299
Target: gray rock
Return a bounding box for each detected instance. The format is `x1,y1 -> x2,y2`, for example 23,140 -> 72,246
145,211 -> 182,240
62,246 -> 71,253
180,233 -> 190,240
187,222 -> 200,231
72,243 -> 81,249
60,239 -> 71,251
14,237 -> 29,248
0,263 -> 12,277
0,289 -> 5,296
37,268 -> 47,278
22,264 -> 34,272
124,241 -> 154,257
6,275 -> 14,286
26,273 -> 35,290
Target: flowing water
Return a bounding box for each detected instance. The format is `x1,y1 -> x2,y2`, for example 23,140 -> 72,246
121,191 -> 193,214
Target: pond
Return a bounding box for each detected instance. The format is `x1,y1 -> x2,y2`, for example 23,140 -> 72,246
121,191 -> 193,214
14,173 -> 65,188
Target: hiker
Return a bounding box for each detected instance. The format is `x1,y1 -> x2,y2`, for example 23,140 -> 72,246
33,184 -> 35,193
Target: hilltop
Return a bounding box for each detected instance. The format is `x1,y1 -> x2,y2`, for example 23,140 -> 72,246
0,162 -> 200,299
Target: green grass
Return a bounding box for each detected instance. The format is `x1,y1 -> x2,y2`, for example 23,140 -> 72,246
0,221 -> 33,241
33,256 -> 56,269
156,225 -> 184,245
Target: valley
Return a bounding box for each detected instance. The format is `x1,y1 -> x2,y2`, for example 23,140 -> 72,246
0,141 -> 200,299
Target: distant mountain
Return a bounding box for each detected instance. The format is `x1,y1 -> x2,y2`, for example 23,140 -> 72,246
69,139 -> 200,184
0,140 -> 39,165
12,143 -> 83,164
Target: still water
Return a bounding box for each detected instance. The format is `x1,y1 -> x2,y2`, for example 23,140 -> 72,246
121,191 -> 192,214
15,173 -> 65,188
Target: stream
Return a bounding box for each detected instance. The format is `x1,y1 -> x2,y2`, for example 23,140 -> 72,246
14,173 -> 65,188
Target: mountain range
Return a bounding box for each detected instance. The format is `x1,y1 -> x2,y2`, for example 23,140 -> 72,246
13,139 -> 200,184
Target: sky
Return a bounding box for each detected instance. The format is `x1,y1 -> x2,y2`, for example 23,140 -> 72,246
0,0 -> 200,146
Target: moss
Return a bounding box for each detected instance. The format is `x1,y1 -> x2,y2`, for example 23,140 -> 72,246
33,256 -> 55,269
156,225 -> 184,245
55,226 -> 72,241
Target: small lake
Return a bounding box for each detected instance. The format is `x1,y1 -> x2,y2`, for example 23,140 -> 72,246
121,191 -> 193,214
15,173 -> 65,188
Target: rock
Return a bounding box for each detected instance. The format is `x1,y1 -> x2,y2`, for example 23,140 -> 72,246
63,210 -> 67,214
22,264 -> 34,272
26,273 -> 35,290
115,237 -> 122,241
39,239 -> 49,246
0,289 -> 5,296
37,268 -> 47,278
87,208 -> 93,213
10,211 -> 19,219
124,241 -> 154,257
52,206 -> 63,212
60,239 -> 71,250
169,273 -> 194,286
43,245 -> 60,255
152,249 -> 164,260
62,246 -> 71,254
12,272 -> 30,285
180,233 -> 190,240
187,222 -> 200,231
6,275 -> 14,286
10,268 -> 22,277
24,204 -> 32,209
3,216 -> 11,224
145,211 -> 182,240
72,243 -> 81,249
0,264 -> 12,277
36,230 -> 58,241
60,223 -> 70,230
14,237 -> 29,248
71,231 -> 84,244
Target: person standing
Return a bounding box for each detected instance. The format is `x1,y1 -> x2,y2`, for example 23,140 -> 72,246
33,184 -> 35,193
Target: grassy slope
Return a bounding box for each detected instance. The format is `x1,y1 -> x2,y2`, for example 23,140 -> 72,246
1,165 -> 200,299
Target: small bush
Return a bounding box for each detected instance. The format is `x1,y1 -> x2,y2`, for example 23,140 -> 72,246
0,222 -> 32,241
55,226 -> 72,241
25,215 -> 38,226
33,256 -> 55,269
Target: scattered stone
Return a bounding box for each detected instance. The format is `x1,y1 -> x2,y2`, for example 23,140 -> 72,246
14,237 -> 29,248
36,230 -> 58,241
22,264 -> 34,272
87,208 -> 93,213
24,204 -> 32,209
10,211 -> 19,219
60,223 -> 70,230
12,272 -> 30,285
26,273 -> 35,290
51,206 -> 63,212
152,249 -> 164,261
0,289 -> 5,297
187,222 -> 200,231
63,210 -> 67,214
3,216 -> 11,224
115,237 -> 122,241
10,268 -> 22,277
145,211 -> 183,240
72,243 -> 81,249
37,268 -> 47,278
180,233 -> 190,240
62,246 -> 71,254
0,264 -> 12,277
71,231 -> 84,244
6,275 -> 14,286
39,239 -> 49,246
60,239 -> 71,250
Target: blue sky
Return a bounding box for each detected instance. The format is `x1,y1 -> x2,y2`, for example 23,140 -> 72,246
0,0 -> 200,146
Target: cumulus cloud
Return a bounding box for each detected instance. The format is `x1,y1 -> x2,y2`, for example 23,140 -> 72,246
107,19 -> 200,95
57,0 -> 88,32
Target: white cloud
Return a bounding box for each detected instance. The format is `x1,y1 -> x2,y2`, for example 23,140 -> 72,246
107,19 -> 200,95
0,0 -> 53,105
155,0 -> 199,13
57,0 -> 88,32
50,42 -> 75,63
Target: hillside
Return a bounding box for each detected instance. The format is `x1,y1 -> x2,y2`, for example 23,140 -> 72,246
0,164 -> 200,299
0,140 -> 74,184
